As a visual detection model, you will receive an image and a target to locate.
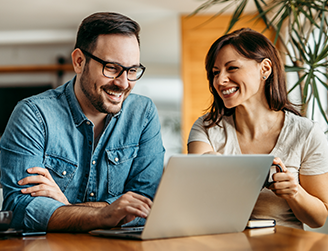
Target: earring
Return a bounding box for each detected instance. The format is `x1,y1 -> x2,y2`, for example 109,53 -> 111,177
262,76 -> 266,80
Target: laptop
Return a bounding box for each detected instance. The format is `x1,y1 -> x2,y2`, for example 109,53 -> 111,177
90,154 -> 274,240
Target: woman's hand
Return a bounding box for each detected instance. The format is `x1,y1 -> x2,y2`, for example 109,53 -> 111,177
18,167 -> 70,205
269,157 -> 299,199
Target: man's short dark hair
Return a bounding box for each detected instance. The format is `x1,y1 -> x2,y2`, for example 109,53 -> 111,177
74,12 -> 140,53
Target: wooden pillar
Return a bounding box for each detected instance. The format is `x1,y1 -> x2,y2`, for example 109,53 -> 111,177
181,14 -> 276,152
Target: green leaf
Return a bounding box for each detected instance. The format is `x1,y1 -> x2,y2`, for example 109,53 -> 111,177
253,0 -> 269,28
302,69 -> 314,104
316,42 -> 328,62
298,8 -> 321,30
285,65 -> 305,72
225,0 -> 248,33
313,79 -> 328,124
315,74 -> 328,90
274,8 -> 290,44
288,74 -> 307,94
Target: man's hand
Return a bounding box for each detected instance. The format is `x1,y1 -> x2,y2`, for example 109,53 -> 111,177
47,191 -> 152,231
18,167 -> 70,205
101,191 -> 152,227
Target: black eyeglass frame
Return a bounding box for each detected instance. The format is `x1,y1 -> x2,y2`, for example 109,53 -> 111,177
79,48 -> 146,81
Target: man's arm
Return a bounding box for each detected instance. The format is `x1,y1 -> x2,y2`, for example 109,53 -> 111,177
19,167 -> 70,205
17,166 -> 118,210
17,166 -> 152,231
47,192 -> 151,232
0,100 -> 66,230
2,97 -> 164,231
18,167 -> 108,208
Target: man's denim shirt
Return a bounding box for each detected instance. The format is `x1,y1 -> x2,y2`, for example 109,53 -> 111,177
0,77 -> 165,230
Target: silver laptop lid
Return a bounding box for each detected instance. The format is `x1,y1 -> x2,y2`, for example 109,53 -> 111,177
141,154 -> 274,240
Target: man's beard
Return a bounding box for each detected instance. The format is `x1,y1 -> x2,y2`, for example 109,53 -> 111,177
80,66 -> 131,114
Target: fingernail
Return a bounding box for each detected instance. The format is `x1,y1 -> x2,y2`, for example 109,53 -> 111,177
21,189 -> 26,193
18,180 -> 23,185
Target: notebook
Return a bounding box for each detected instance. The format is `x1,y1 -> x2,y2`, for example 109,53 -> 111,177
89,154 -> 274,240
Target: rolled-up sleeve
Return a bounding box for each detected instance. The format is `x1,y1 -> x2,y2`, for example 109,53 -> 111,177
24,197 -> 64,230
0,100 -> 63,230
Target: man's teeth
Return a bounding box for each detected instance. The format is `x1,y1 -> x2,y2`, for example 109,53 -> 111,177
106,91 -> 122,97
222,88 -> 237,95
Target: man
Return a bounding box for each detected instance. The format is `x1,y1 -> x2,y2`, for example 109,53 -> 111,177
0,12 -> 165,232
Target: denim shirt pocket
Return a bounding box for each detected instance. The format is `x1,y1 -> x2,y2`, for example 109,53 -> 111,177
105,145 -> 139,196
44,154 -> 78,193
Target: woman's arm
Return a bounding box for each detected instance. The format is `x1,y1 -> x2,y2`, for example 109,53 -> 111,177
188,141 -> 215,154
272,158 -> 328,228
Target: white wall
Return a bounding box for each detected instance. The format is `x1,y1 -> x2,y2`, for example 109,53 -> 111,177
0,43 -> 75,87
133,77 -> 183,164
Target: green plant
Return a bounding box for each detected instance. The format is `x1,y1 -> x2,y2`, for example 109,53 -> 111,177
192,0 -> 328,125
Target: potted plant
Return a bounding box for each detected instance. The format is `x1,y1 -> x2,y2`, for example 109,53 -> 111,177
191,0 -> 328,127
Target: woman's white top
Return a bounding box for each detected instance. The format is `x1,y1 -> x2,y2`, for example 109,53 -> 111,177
188,111 -> 328,229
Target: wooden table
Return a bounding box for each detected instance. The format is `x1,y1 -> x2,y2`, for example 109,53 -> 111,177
1,226 -> 328,251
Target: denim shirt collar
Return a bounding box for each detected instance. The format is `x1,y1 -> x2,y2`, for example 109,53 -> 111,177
64,76 -> 122,127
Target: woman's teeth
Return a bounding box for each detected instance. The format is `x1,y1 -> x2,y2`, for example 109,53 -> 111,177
222,88 -> 237,95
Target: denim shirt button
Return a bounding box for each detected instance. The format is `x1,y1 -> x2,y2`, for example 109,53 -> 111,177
114,157 -> 119,162
62,171 -> 67,176
92,160 -> 96,165
86,121 -> 91,125
90,192 -> 95,197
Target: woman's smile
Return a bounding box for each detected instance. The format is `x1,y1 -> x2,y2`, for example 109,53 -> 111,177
221,87 -> 238,96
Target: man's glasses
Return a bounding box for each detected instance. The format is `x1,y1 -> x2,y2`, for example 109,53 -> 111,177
80,49 -> 146,81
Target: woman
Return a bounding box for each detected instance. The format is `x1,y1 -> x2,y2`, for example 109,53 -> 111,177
188,28 -> 328,229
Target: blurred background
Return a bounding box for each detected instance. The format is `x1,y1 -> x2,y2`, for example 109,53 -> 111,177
0,0 -> 182,162
0,0 -> 231,163
2,0 -> 326,163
